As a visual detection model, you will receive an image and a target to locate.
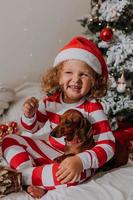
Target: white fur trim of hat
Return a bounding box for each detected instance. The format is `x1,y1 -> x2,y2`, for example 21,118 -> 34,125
53,36 -> 108,80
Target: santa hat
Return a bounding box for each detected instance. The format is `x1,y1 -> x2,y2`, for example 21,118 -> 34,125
53,36 -> 108,81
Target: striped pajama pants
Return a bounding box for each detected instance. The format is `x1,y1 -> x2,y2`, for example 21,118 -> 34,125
2,134 -> 92,190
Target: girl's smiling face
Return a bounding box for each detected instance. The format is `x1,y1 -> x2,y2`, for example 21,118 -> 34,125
59,59 -> 95,103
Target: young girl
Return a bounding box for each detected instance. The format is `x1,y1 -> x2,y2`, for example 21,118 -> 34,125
2,36 -> 115,198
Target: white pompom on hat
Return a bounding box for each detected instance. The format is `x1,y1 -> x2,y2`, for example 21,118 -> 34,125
53,36 -> 108,81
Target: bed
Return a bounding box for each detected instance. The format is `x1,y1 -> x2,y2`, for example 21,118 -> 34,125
1,82 -> 133,200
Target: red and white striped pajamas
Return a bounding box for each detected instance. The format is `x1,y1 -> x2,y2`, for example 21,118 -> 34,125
2,91 -> 115,190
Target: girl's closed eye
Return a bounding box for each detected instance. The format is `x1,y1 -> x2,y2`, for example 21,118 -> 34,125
80,72 -> 91,77
64,71 -> 72,74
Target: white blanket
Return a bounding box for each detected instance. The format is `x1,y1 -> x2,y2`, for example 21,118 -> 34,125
1,82 -> 133,200
2,162 -> 133,200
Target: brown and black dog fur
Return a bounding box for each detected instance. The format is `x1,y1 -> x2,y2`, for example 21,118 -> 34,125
51,109 -> 94,156
50,109 -> 132,171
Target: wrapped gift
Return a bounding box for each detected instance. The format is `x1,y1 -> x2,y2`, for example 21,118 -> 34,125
0,167 -> 22,197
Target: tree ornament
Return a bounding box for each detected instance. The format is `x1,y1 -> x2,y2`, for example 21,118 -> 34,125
0,121 -> 20,144
100,27 -> 113,42
117,72 -> 126,93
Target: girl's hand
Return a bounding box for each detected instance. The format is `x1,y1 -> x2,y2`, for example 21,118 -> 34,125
56,155 -> 83,184
23,97 -> 39,118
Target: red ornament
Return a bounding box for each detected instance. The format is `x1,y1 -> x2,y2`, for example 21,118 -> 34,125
0,121 -> 20,144
0,124 -> 8,132
9,121 -> 18,128
100,27 -> 113,42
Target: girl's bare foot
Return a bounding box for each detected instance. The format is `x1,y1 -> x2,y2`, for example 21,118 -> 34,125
27,185 -> 47,199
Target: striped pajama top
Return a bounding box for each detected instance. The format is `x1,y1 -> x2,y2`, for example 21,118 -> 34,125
21,91 -> 115,170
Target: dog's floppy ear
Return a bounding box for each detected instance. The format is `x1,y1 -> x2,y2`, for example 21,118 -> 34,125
84,118 -> 93,140
79,117 -> 91,132
77,117 -> 92,141
84,118 -> 91,130
78,115 -> 85,129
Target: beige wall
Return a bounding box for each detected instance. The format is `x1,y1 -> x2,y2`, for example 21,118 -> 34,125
0,0 -> 90,88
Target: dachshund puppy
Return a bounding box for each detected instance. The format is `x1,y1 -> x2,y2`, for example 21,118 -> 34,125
50,109 -> 95,162
51,109 -> 133,171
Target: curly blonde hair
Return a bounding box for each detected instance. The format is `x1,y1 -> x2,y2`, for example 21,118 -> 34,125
41,65 -> 61,93
41,64 -> 108,99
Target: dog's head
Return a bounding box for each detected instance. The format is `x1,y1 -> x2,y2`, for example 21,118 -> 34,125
50,109 -> 92,145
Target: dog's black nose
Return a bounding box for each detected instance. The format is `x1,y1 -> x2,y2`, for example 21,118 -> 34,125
50,131 -> 58,138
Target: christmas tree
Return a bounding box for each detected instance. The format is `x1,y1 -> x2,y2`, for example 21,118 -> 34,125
78,0 -> 133,130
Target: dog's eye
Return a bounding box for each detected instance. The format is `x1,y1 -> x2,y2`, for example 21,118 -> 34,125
65,120 -> 72,125
67,134 -> 74,141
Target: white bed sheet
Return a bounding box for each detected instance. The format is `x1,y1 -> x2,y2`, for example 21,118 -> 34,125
2,162 -> 133,200
1,82 -> 133,200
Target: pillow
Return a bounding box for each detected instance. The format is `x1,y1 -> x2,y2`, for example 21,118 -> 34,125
0,83 -> 15,116
1,82 -> 44,123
